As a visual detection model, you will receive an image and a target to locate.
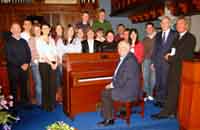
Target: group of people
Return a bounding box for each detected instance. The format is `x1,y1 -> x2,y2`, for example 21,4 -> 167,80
4,7 -> 196,127
97,16 -> 196,126
4,8 -> 144,113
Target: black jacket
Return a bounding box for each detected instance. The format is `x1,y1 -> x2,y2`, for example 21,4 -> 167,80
81,39 -> 101,53
5,36 -> 31,68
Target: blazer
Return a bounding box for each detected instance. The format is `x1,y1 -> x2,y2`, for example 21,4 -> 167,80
111,52 -> 140,102
81,39 -> 101,53
168,32 -> 196,76
152,29 -> 177,67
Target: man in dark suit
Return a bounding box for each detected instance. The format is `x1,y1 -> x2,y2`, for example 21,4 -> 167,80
97,40 -> 140,126
5,22 -> 31,108
151,16 -> 177,107
81,28 -> 101,53
151,16 -> 196,119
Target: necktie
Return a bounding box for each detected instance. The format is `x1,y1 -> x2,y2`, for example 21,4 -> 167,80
162,32 -> 166,44
178,34 -> 182,40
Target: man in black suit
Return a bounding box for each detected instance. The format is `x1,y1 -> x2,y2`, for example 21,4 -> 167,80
97,40 -> 140,126
151,16 -> 196,119
5,22 -> 31,108
81,28 -> 101,53
151,16 -> 177,107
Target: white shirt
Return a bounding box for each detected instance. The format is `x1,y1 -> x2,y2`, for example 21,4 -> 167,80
113,56 -> 125,78
21,32 -> 31,42
36,36 -> 58,63
58,38 -> 82,54
179,31 -> 187,40
55,38 -> 65,63
162,28 -> 170,42
87,39 -> 94,53
110,56 -> 126,88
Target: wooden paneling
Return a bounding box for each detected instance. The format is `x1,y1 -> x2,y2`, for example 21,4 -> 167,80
0,3 -> 98,63
0,3 -> 97,32
178,60 -> 200,130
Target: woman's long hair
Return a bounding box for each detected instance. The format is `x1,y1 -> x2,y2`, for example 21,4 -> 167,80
128,28 -> 139,45
51,24 -> 64,44
64,24 -> 75,45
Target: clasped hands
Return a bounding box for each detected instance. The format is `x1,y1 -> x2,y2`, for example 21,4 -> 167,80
21,64 -> 29,71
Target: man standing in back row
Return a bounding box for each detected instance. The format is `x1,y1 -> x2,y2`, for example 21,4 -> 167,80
92,8 -> 112,33
152,16 -> 196,119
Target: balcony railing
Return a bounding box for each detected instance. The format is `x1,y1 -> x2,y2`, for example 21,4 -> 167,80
0,0 -> 33,4
0,0 -> 98,5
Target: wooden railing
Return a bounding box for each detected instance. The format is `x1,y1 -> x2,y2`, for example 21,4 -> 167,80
0,0 -> 35,4
111,0 -> 200,23
0,0 -> 98,4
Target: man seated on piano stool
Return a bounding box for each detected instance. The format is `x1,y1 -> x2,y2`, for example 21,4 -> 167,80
97,40 -> 140,126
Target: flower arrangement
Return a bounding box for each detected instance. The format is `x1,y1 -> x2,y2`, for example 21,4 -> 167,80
46,121 -> 76,130
0,85 -> 19,130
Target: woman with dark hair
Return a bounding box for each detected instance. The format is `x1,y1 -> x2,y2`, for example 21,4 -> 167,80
129,28 -> 144,64
81,27 -> 101,53
37,23 -> 58,111
99,30 -> 117,52
62,24 -> 82,53
50,24 -> 65,103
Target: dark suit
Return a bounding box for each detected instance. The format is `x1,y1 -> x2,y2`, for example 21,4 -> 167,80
81,40 -> 101,53
159,32 -> 196,116
101,52 -> 140,120
152,29 -> 177,103
5,36 -> 31,107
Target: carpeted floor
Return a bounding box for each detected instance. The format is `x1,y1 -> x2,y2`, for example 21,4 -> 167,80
12,101 -> 179,130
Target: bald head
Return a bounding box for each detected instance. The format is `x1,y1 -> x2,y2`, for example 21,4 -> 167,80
10,22 -> 21,38
118,40 -> 130,57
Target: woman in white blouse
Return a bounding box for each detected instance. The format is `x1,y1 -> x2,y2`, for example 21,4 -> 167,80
51,24 -> 65,103
37,23 -> 58,111
60,24 -> 82,53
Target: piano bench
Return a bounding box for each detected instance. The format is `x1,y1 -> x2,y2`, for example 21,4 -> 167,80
113,99 -> 145,126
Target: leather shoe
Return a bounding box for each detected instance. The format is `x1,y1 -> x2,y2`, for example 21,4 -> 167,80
116,110 -> 126,117
154,102 -> 164,108
97,119 -> 114,126
151,113 -> 176,120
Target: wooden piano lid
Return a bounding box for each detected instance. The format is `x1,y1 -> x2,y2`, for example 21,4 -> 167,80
62,52 -> 119,72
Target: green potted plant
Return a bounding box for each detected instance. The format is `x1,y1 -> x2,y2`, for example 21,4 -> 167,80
0,85 -> 19,130
46,121 -> 76,130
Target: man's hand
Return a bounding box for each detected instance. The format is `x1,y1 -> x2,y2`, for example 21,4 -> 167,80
105,83 -> 111,89
164,53 -> 170,61
150,64 -> 155,71
105,83 -> 114,89
21,64 -> 29,71
50,62 -> 57,70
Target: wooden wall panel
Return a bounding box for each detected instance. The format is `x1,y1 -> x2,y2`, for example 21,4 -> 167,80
0,3 -> 97,32
0,3 -> 98,62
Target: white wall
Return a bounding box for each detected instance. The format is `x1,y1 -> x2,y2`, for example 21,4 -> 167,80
98,0 -> 159,40
190,15 -> 200,52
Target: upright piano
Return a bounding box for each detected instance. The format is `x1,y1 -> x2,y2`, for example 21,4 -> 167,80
62,53 -> 118,118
